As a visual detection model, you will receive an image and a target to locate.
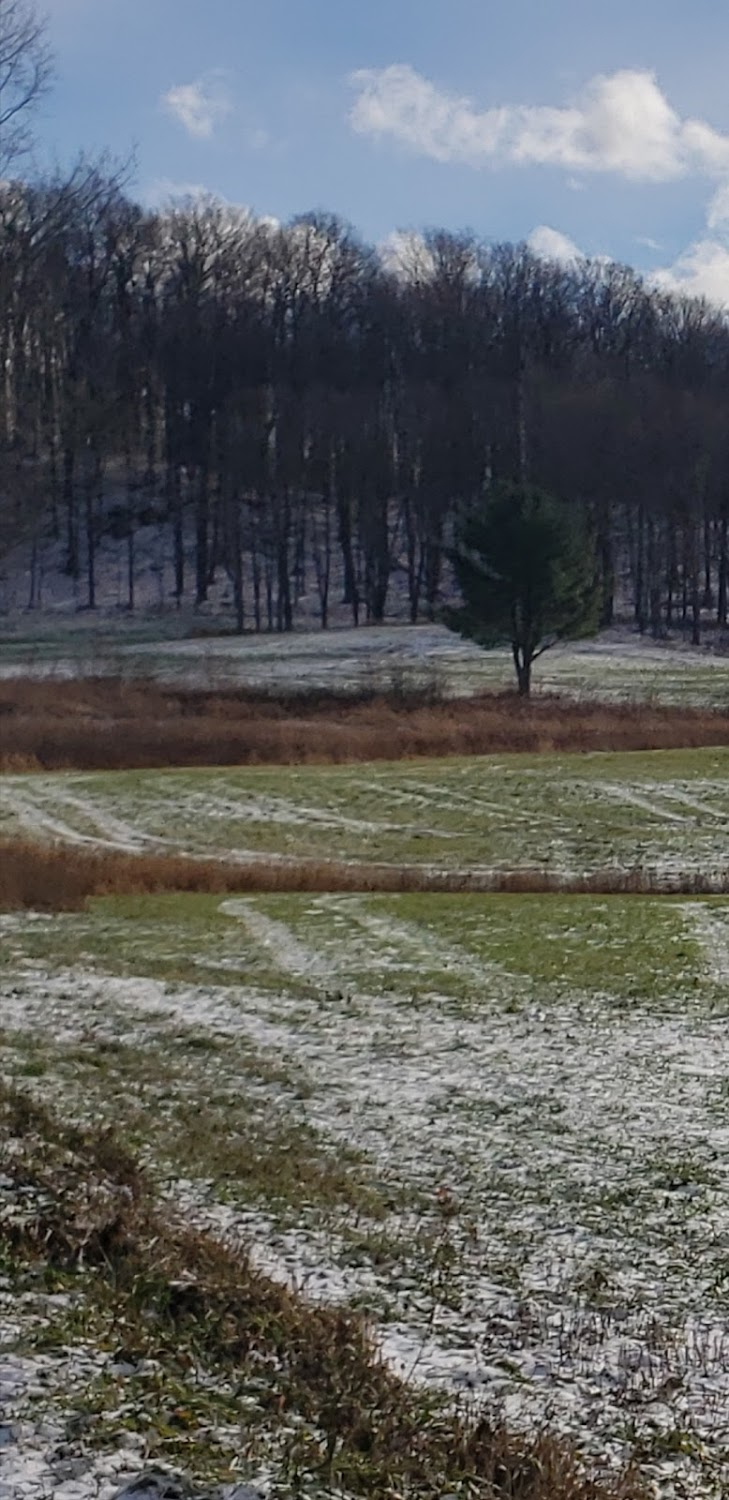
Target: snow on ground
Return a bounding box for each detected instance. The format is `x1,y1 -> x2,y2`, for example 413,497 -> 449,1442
3,893 -> 729,1495
0,1339 -> 150,1500
2,617 -> 729,705
4,752 -> 729,880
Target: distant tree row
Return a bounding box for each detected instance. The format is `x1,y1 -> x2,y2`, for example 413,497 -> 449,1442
3,5 -> 729,638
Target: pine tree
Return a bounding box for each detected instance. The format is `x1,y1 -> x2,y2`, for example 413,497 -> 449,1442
446,483 -> 601,696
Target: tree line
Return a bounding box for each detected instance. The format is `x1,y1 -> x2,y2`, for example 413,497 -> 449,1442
3,9 -> 729,639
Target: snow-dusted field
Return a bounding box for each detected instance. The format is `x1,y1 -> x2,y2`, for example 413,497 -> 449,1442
3,747 -> 729,880
2,618 -> 729,706
3,890 -> 729,1496
3,623 -> 729,1495
122,627 -> 729,707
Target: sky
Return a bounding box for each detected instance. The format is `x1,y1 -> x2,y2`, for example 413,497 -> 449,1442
37,0 -> 729,304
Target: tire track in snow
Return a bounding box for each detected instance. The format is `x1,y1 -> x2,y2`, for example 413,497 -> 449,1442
582,779 -> 687,823
682,901 -> 729,987
315,895 -> 512,991
0,779 -> 98,846
220,898 -> 336,982
0,776 -> 160,852
353,774 -> 537,826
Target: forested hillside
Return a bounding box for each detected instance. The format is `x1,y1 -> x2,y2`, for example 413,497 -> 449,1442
2,166 -> 729,637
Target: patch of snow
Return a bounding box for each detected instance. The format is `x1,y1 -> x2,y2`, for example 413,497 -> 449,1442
6,896 -> 729,1493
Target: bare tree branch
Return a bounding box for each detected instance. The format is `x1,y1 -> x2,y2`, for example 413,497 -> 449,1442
0,0 -> 53,171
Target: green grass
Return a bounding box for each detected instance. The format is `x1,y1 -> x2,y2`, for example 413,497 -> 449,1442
5,633 -> 729,1494
0,890 -> 302,991
3,1085 -> 637,1500
268,889 -> 707,1005
4,745 -> 729,879
0,887 -> 712,1006
3,618 -> 729,709
4,887 -> 729,1493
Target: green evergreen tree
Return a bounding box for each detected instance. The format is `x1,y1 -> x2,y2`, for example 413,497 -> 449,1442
446,483 -> 601,696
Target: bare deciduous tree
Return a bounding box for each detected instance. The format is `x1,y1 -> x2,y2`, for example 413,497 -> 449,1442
0,0 -> 53,172
1,136 -> 729,641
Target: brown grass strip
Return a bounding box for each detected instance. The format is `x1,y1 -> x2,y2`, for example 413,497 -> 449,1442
0,1085 -> 646,1499
1,838 -> 728,910
3,676 -> 729,769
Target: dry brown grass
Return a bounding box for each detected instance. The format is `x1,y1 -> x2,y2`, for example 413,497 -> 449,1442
3,675 -> 729,770
0,1084 -> 647,1499
1,837 -> 728,911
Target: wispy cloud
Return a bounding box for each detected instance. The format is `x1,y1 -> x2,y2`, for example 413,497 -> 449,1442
161,71 -> 233,140
349,65 -> 729,184
706,182 -> 729,230
248,127 -> 271,151
520,217 -> 729,308
650,176 -> 729,305
527,225 -> 584,264
653,239 -> 729,306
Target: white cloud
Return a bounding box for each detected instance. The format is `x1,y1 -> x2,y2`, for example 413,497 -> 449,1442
161,71 -> 232,140
682,120 -> 729,177
378,229 -> 434,280
650,171 -> 729,306
706,182 -> 729,230
653,239 -> 729,307
349,64 -> 729,184
527,225 -> 584,264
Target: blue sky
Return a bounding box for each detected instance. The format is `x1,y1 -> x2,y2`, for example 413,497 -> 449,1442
39,0 -> 729,302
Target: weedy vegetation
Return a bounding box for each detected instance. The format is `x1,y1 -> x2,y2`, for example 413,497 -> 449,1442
5,674 -> 729,771
0,1085 -> 646,1499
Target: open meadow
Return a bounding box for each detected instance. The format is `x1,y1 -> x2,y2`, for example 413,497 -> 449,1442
2,748 -> 729,884
2,619 -> 729,707
3,631 -> 729,1499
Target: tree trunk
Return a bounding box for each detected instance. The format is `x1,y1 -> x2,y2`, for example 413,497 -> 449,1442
127,524 -> 135,612
26,536 -> 39,610
168,463 -> 184,608
313,490 -> 332,630
513,644 -> 532,697
402,493 -> 423,624
126,458 -> 136,611
598,521 -> 615,628
634,505 -> 646,634
666,526 -> 678,629
424,532 -> 443,622
689,521 -> 701,646
84,453 -> 101,610
647,515 -> 662,638
227,494 -> 244,635
249,503 -> 262,633
337,492 -> 359,624
63,445 -> 78,578
276,489 -> 293,632
717,513 -> 728,627
195,465 -> 209,606
703,512 -> 713,609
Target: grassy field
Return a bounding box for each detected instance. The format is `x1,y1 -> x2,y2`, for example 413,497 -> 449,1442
2,746 -> 729,881
2,619 -> 729,707
2,887 -> 729,1496
3,637 -> 729,1496
124,629 -> 729,707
